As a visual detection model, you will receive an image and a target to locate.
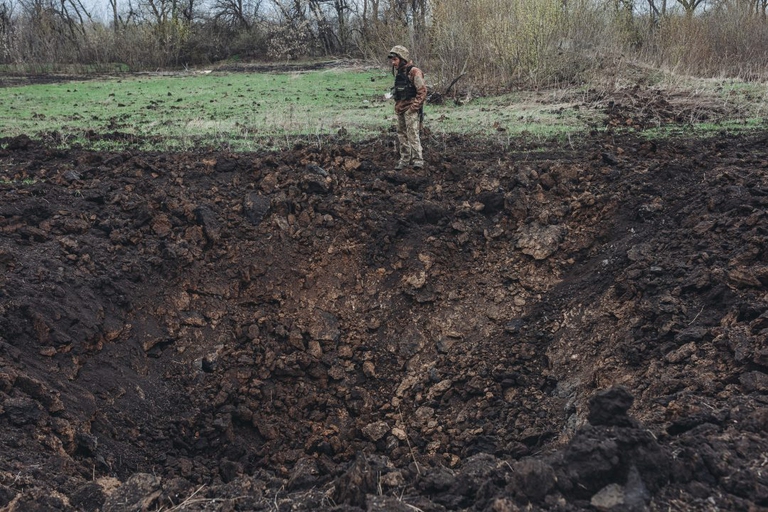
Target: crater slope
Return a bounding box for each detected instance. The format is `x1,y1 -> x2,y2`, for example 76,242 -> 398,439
1,111 -> 768,510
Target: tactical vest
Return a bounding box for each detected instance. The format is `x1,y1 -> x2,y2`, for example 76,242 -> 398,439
393,65 -> 417,101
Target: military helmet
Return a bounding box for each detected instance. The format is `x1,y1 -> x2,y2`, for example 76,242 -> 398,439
388,45 -> 410,61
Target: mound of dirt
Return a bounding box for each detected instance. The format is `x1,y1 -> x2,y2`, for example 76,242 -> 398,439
2,105 -> 768,511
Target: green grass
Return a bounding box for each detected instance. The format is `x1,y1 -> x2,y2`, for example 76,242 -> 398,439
1,68 -> 397,151
641,117 -> 768,140
0,66 -> 766,152
427,91 -> 599,140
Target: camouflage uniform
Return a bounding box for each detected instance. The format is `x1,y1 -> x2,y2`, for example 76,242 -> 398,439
389,45 -> 427,169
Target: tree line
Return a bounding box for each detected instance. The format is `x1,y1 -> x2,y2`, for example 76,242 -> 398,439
1,0 -> 767,89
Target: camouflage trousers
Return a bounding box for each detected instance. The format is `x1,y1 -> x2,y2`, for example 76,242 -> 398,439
396,109 -> 423,166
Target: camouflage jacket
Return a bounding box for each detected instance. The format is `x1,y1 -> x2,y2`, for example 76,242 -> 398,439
394,62 -> 427,115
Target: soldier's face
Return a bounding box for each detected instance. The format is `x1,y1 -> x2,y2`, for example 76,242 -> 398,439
388,55 -> 400,66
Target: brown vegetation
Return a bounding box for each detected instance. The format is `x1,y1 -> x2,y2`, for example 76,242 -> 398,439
1,0 -> 768,88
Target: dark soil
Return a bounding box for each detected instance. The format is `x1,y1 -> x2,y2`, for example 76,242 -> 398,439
2,88 -> 768,512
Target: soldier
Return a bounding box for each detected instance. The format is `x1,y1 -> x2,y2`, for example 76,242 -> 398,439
388,45 -> 427,170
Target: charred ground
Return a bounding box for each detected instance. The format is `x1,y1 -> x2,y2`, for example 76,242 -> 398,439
1,86 -> 768,511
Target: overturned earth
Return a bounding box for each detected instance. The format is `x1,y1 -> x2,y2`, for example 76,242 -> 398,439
2,91 -> 768,511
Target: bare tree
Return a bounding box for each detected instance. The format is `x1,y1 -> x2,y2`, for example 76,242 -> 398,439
57,0 -> 92,39
308,0 -> 341,52
646,0 -> 667,22
410,0 -> 426,29
332,0 -> 348,50
128,0 -> 198,65
109,0 -> 119,31
358,0 -> 380,35
137,0 -> 198,26
0,1 -> 13,63
141,0 -> 172,24
745,0 -> 767,16
212,0 -> 262,28
266,0 -> 342,54
108,0 -> 139,30
19,0 -> 92,38
675,0 -> 707,15
14,0 -> 94,62
269,0 -> 307,21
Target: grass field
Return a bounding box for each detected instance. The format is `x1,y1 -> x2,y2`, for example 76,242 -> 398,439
1,64 -> 766,151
